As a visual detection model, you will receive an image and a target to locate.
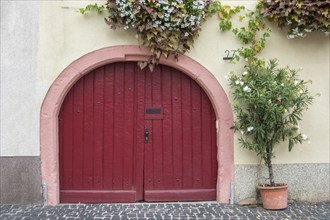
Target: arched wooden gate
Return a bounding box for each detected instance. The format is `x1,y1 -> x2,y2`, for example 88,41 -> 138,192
59,62 -> 218,203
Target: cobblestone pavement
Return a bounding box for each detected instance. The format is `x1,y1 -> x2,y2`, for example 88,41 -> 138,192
0,202 -> 329,220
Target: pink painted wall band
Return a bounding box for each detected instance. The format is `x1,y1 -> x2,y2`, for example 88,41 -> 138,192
40,45 -> 234,205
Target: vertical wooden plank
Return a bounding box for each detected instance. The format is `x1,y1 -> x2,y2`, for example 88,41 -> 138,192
135,65 -> 145,200
144,68 -> 152,105
152,66 -> 162,104
144,69 -> 154,190
123,62 -> 135,190
161,66 -> 173,188
113,62 -> 125,190
83,72 -> 94,189
201,91 -> 212,187
191,81 -> 202,188
93,67 -> 105,189
144,119 -> 153,189
151,66 -> 163,189
181,74 -> 193,188
72,78 -> 84,189
171,69 -> 183,189
103,64 -> 115,189
61,90 -> 73,190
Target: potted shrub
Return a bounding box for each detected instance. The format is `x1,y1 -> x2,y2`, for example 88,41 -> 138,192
228,59 -> 315,209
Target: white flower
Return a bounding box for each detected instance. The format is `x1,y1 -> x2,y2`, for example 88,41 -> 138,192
240,130 -> 244,135
287,34 -> 295,39
240,81 -> 244,86
299,90 -> 304,94
243,85 -> 251,93
235,80 -> 240,85
242,71 -> 248,76
293,27 -> 299,33
301,134 -> 308,141
247,126 -> 254,132
294,80 -> 299,85
299,67 -> 303,70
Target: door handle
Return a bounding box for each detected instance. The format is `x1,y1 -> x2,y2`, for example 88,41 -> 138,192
145,128 -> 149,144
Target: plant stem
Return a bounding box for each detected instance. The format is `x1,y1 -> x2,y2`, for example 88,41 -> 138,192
264,149 -> 275,186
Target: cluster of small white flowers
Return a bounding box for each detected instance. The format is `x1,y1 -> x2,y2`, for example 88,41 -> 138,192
240,126 -> 253,135
243,85 -> 251,93
287,26 -> 311,39
114,0 -> 207,32
115,0 -> 136,27
301,134 -> 308,140
235,79 -> 244,86
234,78 -> 251,93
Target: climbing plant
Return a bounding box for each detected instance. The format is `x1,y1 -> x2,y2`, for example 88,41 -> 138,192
259,0 -> 330,39
212,1 -> 318,186
213,1 -> 271,65
80,0 -> 214,71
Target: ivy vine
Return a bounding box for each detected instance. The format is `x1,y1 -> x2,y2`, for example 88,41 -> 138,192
213,1 -> 271,66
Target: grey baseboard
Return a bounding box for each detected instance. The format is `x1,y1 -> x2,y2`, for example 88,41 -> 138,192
0,156 -> 43,204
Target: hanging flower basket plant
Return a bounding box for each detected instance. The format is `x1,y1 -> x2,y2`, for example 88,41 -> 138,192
259,0 -> 330,39
100,0 -> 213,70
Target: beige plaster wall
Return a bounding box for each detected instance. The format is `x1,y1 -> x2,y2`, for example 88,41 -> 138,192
35,0 -> 329,164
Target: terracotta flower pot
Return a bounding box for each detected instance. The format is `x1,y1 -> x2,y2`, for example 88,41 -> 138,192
258,184 -> 288,210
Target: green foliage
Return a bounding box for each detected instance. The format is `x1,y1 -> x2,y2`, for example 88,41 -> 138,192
214,1 -> 317,185
81,0 -> 214,71
217,4 -> 245,31
79,3 -> 105,14
228,59 -> 315,168
259,0 -> 330,38
216,2 -> 271,66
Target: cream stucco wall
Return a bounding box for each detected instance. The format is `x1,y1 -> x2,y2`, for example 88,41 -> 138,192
2,1 -> 329,165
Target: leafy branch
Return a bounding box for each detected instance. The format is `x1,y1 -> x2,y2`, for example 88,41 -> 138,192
214,1 -> 271,66
79,3 -> 106,14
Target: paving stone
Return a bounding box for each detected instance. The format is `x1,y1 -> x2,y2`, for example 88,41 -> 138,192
1,202 -> 329,219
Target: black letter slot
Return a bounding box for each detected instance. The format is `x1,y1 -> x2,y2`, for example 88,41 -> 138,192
145,108 -> 161,114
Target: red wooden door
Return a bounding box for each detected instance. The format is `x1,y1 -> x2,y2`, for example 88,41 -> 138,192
59,62 -> 217,203
143,66 -> 217,201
